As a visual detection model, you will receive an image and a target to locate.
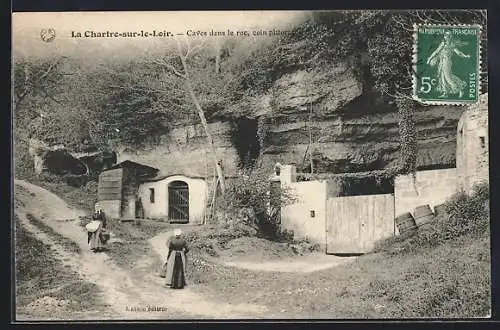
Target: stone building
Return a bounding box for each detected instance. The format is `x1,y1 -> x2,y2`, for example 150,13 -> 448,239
456,93 -> 489,194
138,174 -> 209,224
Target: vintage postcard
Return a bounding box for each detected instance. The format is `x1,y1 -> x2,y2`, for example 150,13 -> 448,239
12,10 -> 490,321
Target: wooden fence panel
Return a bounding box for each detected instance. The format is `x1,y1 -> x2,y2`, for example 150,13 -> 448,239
98,168 -> 123,201
326,194 -> 395,254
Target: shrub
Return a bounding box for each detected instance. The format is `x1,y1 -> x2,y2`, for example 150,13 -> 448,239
216,167 -> 297,239
441,181 -> 490,238
13,138 -> 35,180
38,172 -> 67,184
64,174 -> 93,187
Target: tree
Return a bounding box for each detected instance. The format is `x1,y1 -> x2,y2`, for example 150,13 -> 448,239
13,56 -> 69,143
104,38 -> 237,194
175,38 -> 227,193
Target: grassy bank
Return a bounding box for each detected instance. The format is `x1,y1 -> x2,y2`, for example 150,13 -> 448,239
15,216 -> 107,317
26,213 -> 81,254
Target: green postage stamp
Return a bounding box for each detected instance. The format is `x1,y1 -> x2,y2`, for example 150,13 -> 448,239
413,24 -> 482,105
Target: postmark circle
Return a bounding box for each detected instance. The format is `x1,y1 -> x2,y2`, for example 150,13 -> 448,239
40,28 -> 56,43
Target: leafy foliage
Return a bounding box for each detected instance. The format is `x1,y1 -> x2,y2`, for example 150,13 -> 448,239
217,167 -> 297,237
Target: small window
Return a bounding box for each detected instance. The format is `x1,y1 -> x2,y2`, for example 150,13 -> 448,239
480,136 -> 486,149
149,188 -> 155,203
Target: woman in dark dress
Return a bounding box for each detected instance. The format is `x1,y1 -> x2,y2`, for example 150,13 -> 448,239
165,229 -> 189,289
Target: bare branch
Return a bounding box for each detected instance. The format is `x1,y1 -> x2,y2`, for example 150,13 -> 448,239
37,57 -> 66,81
435,11 -> 449,24
380,86 -> 413,101
107,84 -> 170,95
416,11 -> 426,24
149,59 -> 186,78
40,86 -> 63,104
185,44 -> 202,58
391,15 -> 414,32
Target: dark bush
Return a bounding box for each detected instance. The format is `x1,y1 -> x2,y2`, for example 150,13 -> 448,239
38,172 -> 66,184
64,174 -> 92,187
441,181 -> 490,238
216,167 -> 297,239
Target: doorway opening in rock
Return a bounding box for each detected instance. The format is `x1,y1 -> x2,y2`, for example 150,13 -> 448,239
339,175 -> 394,197
168,181 -> 189,224
230,118 -> 260,170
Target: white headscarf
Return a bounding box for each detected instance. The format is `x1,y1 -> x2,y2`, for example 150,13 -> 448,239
174,229 -> 182,237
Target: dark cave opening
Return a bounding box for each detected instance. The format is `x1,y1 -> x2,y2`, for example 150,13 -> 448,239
339,175 -> 394,197
230,118 -> 261,170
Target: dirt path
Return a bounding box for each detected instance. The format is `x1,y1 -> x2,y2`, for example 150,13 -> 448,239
14,179 -> 267,320
149,231 -> 268,316
219,254 -> 357,273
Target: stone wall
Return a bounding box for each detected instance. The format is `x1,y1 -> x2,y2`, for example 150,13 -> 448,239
394,168 -> 457,227
456,93 -> 489,194
279,165 -> 327,245
280,180 -> 328,245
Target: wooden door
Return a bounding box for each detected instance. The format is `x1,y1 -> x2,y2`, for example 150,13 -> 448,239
326,194 -> 395,254
168,181 -> 189,223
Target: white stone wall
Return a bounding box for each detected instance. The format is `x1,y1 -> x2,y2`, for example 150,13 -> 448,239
456,94 -> 489,194
280,180 -> 328,245
394,168 -> 457,230
279,165 -> 327,245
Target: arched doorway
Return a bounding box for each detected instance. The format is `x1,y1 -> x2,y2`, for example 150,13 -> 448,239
168,180 -> 189,223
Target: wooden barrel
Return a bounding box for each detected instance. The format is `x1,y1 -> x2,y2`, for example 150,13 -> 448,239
395,212 -> 418,235
433,204 -> 447,216
414,204 -> 434,227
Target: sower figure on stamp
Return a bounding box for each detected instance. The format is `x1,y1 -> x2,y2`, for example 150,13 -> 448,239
160,229 -> 189,289
426,31 -> 470,98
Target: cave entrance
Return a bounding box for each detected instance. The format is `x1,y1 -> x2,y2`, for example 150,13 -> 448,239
231,118 -> 261,170
339,175 -> 394,197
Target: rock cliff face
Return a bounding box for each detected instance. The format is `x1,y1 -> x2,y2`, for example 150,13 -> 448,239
117,122 -> 240,177
117,62 -> 465,177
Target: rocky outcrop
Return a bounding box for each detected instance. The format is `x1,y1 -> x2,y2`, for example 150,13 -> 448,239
262,97 -> 463,173
115,61 -> 466,177
267,64 -> 363,117
117,122 -> 240,178
28,138 -> 117,177
28,139 -> 86,175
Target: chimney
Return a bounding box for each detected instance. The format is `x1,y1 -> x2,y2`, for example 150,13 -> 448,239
280,164 -> 296,185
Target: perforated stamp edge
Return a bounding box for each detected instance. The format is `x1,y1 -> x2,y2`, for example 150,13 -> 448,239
411,23 -> 483,106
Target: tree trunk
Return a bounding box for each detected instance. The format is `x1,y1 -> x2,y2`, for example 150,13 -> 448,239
214,42 -> 221,74
176,41 -> 226,193
308,103 -> 314,174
